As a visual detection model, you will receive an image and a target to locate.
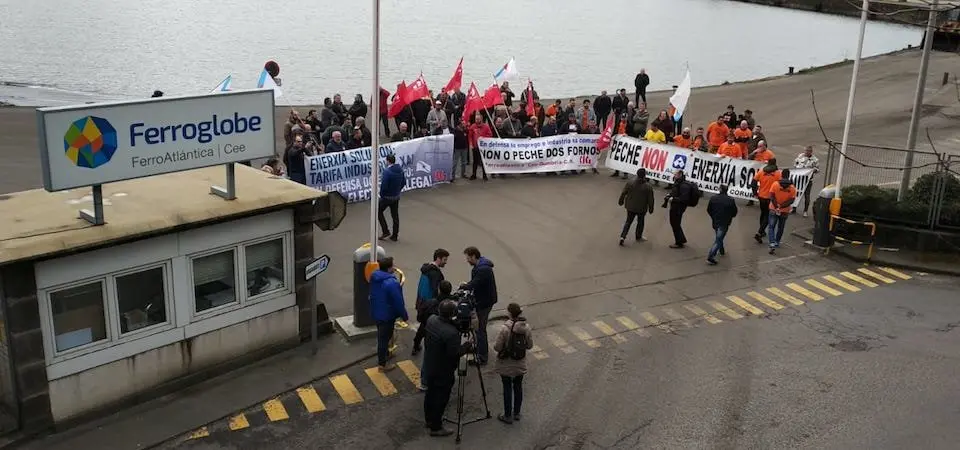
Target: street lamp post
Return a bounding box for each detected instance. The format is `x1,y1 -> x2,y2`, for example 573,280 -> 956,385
898,0 -> 940,200
369,0 -> 381,265
832,0 -> 870,216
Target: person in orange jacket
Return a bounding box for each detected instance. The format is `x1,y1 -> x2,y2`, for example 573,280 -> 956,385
766,169 -> 797,254
749,140 -> 775,162
733,120 -> 752,159
717,133 -> 741,158
706,115 -> 729,153
673,127 -> 692,148
751,159 -> 781,243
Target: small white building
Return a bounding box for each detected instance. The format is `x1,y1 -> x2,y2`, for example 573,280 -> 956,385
0,165 -> 343,430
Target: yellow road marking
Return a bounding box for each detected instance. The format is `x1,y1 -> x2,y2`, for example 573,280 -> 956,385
727,296 -> 765,316
543,331 -> 576,354
188,427 -> 209,439
296,386 -> 326,413
592,321 -> 628,344
641,311 -> 674,333
746,291 -> 785,310
805,279 -> 843,296
683,304 -> 722,324
840,271 -> 878,288
568,326 -> 601,348
823,275 -> 861,292
364,367 -> 399,397
616,316 -> 651,336
766,287 -> 805,306
396,360 -> 421,386
786,282 -> 824,301
857,268 -> 895,284
663,307 -> 694,327
228,414 -> 250,430
330,374 -> 364,405
707,300 -> 743,319
879,267 -> 911,280
263,398 -> 289,422
530,345 -> 550,359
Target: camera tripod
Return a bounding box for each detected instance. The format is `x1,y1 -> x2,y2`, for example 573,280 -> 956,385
443,330 -> 491,443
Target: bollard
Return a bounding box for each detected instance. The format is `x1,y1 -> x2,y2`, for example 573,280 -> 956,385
812,186 -> 837,248
943,72 -> 950,86
352,243 -> 386,328
788,66 -> 795,75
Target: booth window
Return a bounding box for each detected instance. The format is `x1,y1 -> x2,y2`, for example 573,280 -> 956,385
49,281 -> 108,352
116,266 -> 168,334
245,238 -> 285,299
193,249 -> 238,313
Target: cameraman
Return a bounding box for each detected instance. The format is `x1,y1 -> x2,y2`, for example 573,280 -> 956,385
460,246 -> 497,365
423,300 -> 474,438
417,280 -> 454,390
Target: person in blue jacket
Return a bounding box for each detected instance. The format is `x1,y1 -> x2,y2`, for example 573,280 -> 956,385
369,257 -> 408,371
378,154 -> 406,241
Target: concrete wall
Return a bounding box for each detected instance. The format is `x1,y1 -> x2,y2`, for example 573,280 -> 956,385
48,305 -> 297,422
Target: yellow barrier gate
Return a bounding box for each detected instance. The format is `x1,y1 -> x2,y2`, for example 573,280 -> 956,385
827,215 -> 877,262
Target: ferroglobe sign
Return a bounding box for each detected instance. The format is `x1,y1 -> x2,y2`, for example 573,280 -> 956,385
37,89 -> 275,191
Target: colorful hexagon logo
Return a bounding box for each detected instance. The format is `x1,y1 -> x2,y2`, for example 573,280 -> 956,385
63,116 -> 118,169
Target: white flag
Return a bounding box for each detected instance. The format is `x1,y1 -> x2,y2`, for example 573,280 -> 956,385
669,70 -> 692,121
257,69 -> 283,99
493,58 -> 519,84
211,75 -> 232,93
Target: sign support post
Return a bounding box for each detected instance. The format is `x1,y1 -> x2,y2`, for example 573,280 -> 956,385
79,184 -> 105,225
210,163 -> 237,200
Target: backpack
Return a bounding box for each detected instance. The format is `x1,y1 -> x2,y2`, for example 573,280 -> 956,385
686,181 -> 703,208
502,321 -> 528,360
416,273 -> 433,310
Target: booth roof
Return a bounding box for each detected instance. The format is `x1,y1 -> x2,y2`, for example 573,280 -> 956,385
0,165 -> 325,266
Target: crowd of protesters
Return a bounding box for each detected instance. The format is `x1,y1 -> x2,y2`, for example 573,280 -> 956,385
267,70 -> 820,217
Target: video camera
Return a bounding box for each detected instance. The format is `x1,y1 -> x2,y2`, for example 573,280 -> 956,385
450,288 -> 476,333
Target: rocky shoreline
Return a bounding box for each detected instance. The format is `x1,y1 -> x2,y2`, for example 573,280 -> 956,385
729,0 -> 928,24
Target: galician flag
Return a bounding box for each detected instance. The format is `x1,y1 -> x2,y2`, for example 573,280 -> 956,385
493,58 -> 518,84
257,69 -> 282,100
211,75 -> 232,93
669,70 -> 692,122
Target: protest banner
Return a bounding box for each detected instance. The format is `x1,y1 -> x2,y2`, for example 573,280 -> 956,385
478,134 -> 601,174
306,135 -> 454,203
605,135 -> 815,207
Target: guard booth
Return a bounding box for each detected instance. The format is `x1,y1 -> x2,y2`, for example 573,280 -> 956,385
0,90 -> 345,433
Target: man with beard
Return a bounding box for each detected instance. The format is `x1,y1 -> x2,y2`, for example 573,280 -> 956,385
413,249 -> 449,356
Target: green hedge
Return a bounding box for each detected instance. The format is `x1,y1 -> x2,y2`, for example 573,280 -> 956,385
840,173 -> 960,228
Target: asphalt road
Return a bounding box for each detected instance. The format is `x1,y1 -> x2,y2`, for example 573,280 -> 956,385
161,262 -> 960,450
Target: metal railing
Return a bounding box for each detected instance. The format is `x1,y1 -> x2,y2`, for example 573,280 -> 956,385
827,214 -> 877,261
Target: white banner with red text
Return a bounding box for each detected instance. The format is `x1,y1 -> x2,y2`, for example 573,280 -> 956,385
478,134 -> 601,174
604,135 -> 815,207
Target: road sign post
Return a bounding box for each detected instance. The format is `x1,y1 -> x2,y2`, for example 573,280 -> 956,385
305,254 -> 331,353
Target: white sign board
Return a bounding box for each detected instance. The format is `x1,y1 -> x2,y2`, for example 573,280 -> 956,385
305,254 -> 330,280
37,89 -> 276,191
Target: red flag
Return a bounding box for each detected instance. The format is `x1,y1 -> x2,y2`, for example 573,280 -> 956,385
462,82 -> 483,123
525,80 -> 536,117
387,81 -> 409,118
597,112 -> 616,150
404,74 -> 430,105
441,57 -> 463,94
482,84 -> 504,107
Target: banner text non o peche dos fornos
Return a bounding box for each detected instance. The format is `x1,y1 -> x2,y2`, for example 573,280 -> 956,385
478,134 -> 601,174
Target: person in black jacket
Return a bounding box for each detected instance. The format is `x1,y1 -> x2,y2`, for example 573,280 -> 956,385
634,69 -> 650,105
594,91 -> 612,129
451,121 -> 468,181
423,300 -> 473,437
663,170 -> 696,248
706,185 -> 739,265
348,94 -> 368,124
460,246 -> 497,365
331,94 -> 349,125
413,249 -> 449,356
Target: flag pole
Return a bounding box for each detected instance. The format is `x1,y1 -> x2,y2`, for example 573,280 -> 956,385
369,0 -> 381,265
